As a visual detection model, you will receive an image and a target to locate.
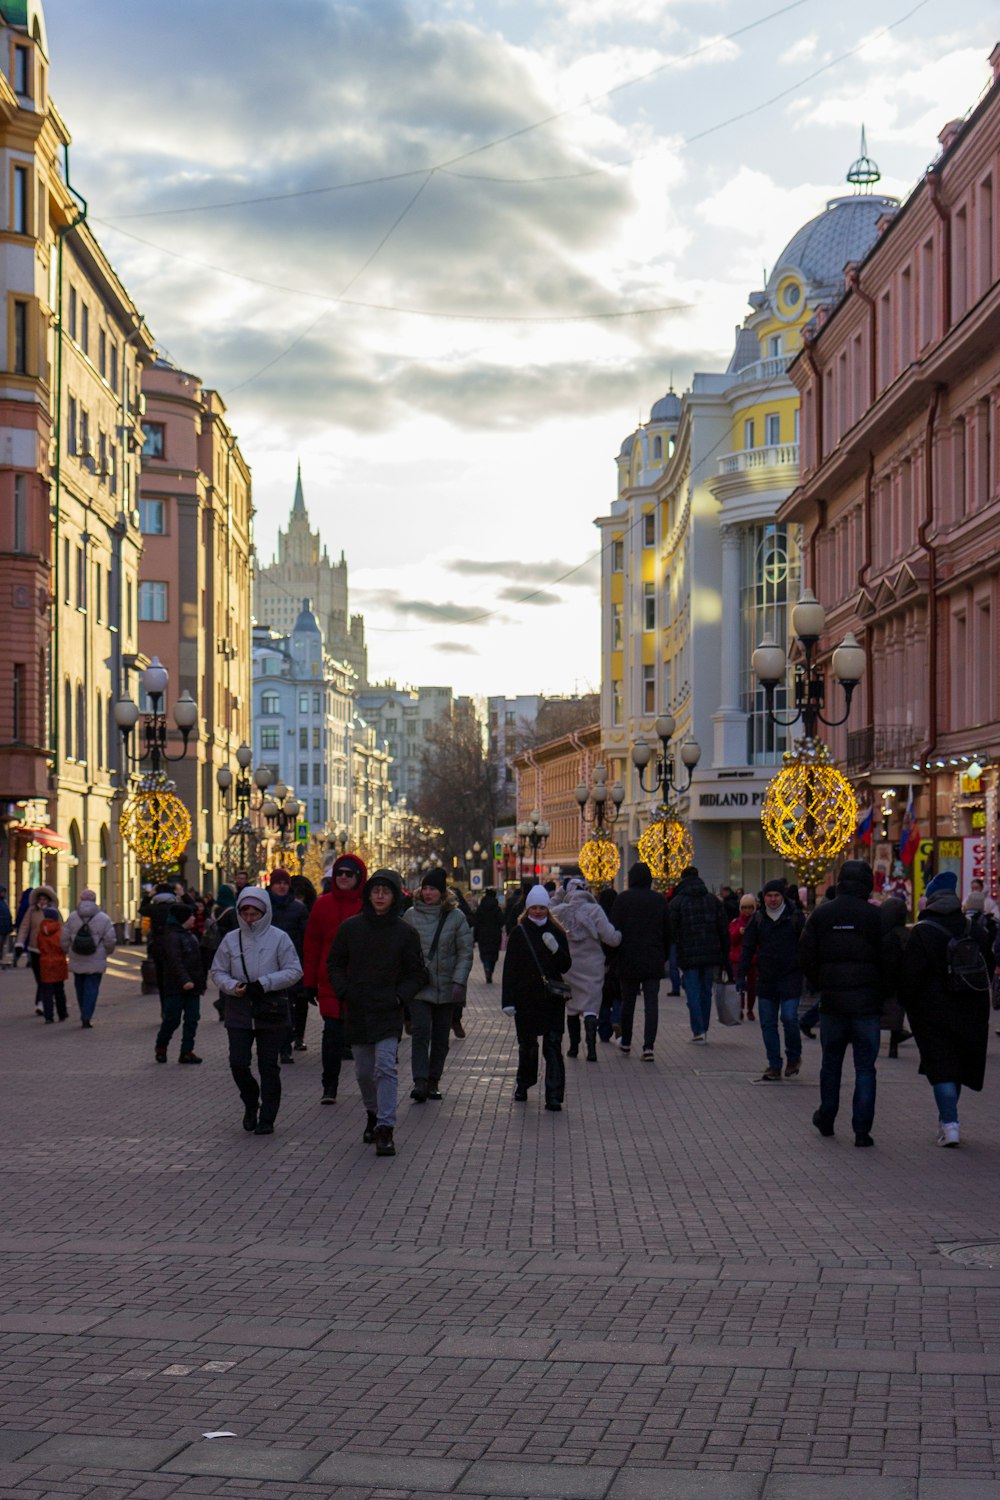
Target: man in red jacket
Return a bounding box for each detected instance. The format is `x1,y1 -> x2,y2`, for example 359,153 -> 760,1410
302,854 -> 367,1104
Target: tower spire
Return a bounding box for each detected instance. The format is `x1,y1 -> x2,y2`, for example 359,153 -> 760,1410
846,125 -> 881,193
292,460 -> 306,519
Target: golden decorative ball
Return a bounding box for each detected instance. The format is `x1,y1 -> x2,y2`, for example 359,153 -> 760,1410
120,774 -> 192,877
578,835 -> 620,888
760,738 -> 858,887
637,813 -> 693,886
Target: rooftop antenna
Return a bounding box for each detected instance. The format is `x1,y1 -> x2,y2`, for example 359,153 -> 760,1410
847,125 -> 881,193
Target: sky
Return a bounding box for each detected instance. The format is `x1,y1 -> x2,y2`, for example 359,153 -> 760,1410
42,0 -> 1000,697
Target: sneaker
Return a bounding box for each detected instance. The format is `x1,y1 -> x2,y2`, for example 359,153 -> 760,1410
320,1094 -> 337,1106
279,1051 -> 294,1065
800,1024 -> 816,1039
689,1034 -> 706,1045
937,1122 -> 960,1148
155,1048 -> 167,1064
426,1082 -> 443,1100
812,1109 -> 834,1138
293,1039 -> 308,1052
642,1049 -> 655,1061
254,1121 -> 275,1136
784,1058 -> 801,1078
178,1052 -> 202,1064
617,1041 -> 631,1054
760,1067 -> 783,1082
854,1132 -> 875,1148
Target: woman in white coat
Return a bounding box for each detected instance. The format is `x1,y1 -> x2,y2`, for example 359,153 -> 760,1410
555,879 -> 621,1061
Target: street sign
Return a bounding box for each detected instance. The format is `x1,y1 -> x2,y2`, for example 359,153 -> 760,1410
295,821 -> 309,841
470,868 -> 483,891
493,840 -> 503,860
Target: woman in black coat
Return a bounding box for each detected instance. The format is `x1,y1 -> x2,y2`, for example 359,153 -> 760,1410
472,890 -> 504,983
501,887 -> 571,1111
879,898 -> 912,1058
900,892 -> 994,1148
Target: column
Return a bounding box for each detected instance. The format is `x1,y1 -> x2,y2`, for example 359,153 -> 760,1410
711,523 -> 749,766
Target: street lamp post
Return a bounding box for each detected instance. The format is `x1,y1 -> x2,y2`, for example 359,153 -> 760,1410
630,716 -> 702,890
751,589 -> 865,737
575,765 -> 625,888
216,744 -> 272,876
516,809 -> 550,882
261,783 -> 301,864
631,714 -> 702,806
113,656 -> 199,773
112,657 -> 199,883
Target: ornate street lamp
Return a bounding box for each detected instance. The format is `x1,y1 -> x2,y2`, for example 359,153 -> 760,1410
516,809 -> 550,882
575,765 -> 624,888
113,658 -> 198,878
631,715 -> 701,888
752,590 -> 864,890
113,657 -> 198,774
216,744 -> 272,880
261,783 -> 302,868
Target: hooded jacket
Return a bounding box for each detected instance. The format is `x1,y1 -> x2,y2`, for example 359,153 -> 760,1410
160,907 -> 206,996
210,887 -> 304,1030
61,895 -> 117,975
668,872 -> 729,970
554,883 -> 621,1012
327,868 -> 426,1045
403,892 -> 474,1005
17,885 -> 58,953
302,854 -> 368,1019
609,864 -> 672,980
799,860 -> 885,1016
37,911 -> 68,983
472,891 -> 504,961
900,893 -> 993,1089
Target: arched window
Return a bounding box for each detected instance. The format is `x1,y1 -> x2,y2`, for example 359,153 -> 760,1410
68,820 -> 80,909
76,683 -> 86,763
64,678 -> 72,760
95,692 -> 103,770
99,825 -> 109,909
653,435 -> 662,460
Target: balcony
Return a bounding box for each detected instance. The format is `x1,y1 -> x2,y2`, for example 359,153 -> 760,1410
846,725 -> 925,776
717,443 -> 799,477
731,355 -> 793,386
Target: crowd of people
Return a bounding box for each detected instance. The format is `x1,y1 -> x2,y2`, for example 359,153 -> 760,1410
5,854 -> 999,1156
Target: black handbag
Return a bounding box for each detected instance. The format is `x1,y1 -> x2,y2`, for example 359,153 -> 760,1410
521,923 -> 571,1002
238,932 -> 290,1027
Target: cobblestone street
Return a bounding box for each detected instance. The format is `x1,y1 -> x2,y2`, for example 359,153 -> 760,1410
2,949 -> 1000,1499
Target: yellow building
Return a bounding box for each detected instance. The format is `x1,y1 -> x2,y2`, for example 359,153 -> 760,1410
597,166 -> 899,891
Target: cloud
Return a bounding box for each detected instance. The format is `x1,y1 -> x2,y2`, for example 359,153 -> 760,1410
496,586 -> 562,606
778,34 -> 819,66
445,556 -> 600,589
353,589 -> 503,626
434,641 -> 478,655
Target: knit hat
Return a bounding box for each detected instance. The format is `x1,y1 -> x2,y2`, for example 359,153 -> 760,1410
926,891 -> 962,917
964,889 -> 986,912
216,884 -> 236,910
525,885 -> 550,909
269,867 -> 292,885
925,870 -> 958,899
762,878 -> 786,895
43,906 -> 60,920
419,867 -> 448,895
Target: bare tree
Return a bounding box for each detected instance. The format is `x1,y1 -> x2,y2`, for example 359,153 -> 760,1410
414,701 -> 497,864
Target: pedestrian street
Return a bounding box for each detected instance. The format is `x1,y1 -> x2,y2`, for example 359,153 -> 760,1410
2,949 -> 1000,1499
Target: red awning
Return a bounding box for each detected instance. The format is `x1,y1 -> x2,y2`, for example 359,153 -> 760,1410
18,827 -> 71,852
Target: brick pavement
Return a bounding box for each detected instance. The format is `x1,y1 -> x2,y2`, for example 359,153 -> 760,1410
1,944 -> 1000,1498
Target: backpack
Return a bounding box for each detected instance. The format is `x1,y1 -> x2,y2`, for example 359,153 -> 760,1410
71,918 -> 97,956
920,917 -> 990,995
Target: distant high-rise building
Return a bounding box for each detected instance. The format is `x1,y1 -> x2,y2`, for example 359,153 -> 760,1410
255,465 -> 367,684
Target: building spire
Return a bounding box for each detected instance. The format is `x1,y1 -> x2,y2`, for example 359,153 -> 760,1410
292,460 -> 306,519
846,125 -> 881,193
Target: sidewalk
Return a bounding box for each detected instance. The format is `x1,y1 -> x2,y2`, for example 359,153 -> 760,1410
1,950 -> 999,1499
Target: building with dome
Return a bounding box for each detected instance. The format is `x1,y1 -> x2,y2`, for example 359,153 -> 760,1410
596,161 -> 898,892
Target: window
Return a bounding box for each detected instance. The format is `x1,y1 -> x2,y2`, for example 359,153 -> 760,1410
643,663 -> 655,714
110,344 -> 118,393
12,662 -> 24,739
643,513 -> 655,547
81,302 -> 89,357
611,538 -> 624,571
94,560 -> 102,621
98,430 -> 108,482
63,536 -> 70,603
80,406 -> 90,459
768,334 -> 782,357
142,422 -> 165,459
95,692 -> 103,770
126,580 -> 133,639
744,418 -> 755,450
98,329 -> 106,379
612,602 -> 623,649
13,299 -> 28,372
313,799 -> 321,823
67,394 -> 77,455
260,727 -> 280,751
312,727 -> 321,749
299,763 -> 309,786
137,580 -> 167,621
765,412 -> 780,446
14,44 -> 30,95
612,679 -> 623,724
313,693 -> 321,713
653,435 -> 662,460
75,683 -> 86,763
64,678 -> 72,760
76,546 -> 86,609
138,499 -> 165,534
110,443 -> 119,496
13,165 -> 28,234
261,692 -> 280,715
299,727 -> 308,749
298,692 -> 309,713
68,286 -> 77,341
13,474 -> 27,551
313,763 -> 322,785
643,582 -> 656,631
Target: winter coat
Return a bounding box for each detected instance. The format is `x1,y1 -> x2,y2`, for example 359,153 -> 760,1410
901,901 -> 993,1089
17,885 -> 58,953
500,914 -> 572,1031
729,916 -> 756,985
210,887 -> 304,1031
268,891 -> 310,999
160,919 -> 206,996
738,906 -> 804,1000
403,895 -> 474,1005
554,886 -> 620,1015
302,854 -> 368,1020
799,865 -> 885,1017
61,898 -> 117,975
610,865 -> 672,980
879,898 -> 908,1033
0,897 -> 12,941
37,915 -> 68,984
472,893 -> 504,962
327,868 -> 426,1046
668,874 -> 729,971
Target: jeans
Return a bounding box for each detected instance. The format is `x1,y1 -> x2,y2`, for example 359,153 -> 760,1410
410,998 -> 454,1085
758,995 -> 801,1070
668,944 -> 681,992
39,981 -> 67,1021
354,1037 -> 398,1127
818,1013 -> 879,1134
228,1026 -> 282,1125
619,975 -> 660,1049
932,1080 -> 962,1124
156,991 -> 201,1055
321,1016 -> 345,1096
514,1012 -> 565,1103
74,972 -> 102,1023
682,967 -> 714,1037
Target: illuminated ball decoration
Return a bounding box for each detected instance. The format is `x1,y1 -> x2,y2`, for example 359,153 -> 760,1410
637,813 -> 693,887
120,773 -> 192,878
761,737 -> 858,887
578,835 -> 620,888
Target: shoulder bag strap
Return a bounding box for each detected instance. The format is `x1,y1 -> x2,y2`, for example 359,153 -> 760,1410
237,927 -> 251,983
520,921 -> 548,980
427,907 -> 450,963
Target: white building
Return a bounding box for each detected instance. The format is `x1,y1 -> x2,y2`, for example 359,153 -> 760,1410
355,683 -> 453,806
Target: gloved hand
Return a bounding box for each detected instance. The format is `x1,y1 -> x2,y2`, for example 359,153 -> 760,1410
541,932 -> 558,955
451,983 -> 466,1004
502,1006 -> 516,1017
304,988 -> 318,1006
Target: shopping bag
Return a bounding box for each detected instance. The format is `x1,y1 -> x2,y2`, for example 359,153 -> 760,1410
713,980 -> 741,1026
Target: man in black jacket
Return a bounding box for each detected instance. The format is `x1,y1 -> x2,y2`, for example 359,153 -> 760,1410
738,879 -> 804,1081
669,866 -> 729,1044
800,859 -> 885,1146
609,863 -> 671,1059
268,868 -> 310,1063
328,868 -> 425,1157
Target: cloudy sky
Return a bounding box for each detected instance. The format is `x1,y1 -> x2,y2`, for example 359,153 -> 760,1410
43,0 -> 999,696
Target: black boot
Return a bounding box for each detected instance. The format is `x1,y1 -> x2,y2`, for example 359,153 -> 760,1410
363,1111 -> 377,1144
584,1015 -> 598,1061
566,1015 -> 581,1058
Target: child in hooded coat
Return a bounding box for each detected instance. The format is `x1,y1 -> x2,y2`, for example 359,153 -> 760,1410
37,907 -> 69,1022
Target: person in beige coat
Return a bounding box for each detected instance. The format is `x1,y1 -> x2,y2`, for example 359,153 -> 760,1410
16,884 -> 58,1014
61,891 -> 117,1027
